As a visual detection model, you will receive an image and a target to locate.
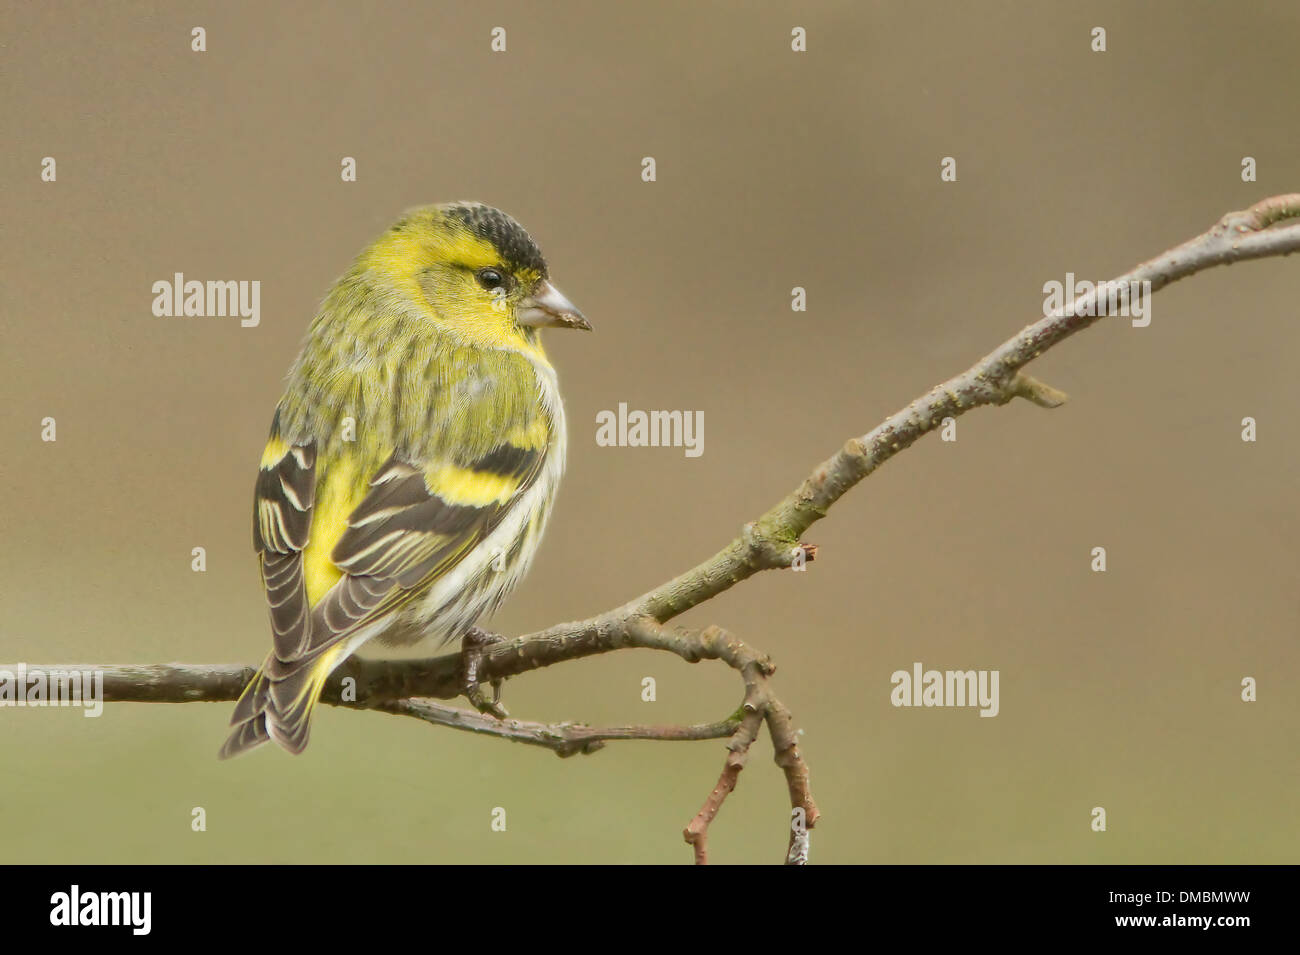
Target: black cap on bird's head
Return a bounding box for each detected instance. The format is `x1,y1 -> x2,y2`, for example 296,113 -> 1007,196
442,201 -> 549,278
439,200 -> 589,331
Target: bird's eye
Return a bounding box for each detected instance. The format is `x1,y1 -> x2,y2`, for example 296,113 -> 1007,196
476,268 -> 505,290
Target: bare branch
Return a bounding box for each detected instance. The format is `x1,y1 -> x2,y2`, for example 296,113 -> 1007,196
377,698 -> 739,758
684,708 -> 764,865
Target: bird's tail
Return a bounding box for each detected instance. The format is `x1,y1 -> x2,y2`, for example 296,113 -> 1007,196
218,644 -> 348,759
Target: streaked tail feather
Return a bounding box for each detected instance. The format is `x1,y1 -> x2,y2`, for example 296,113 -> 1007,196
218,661 -> 273,759
218,646 -> 346,759
218,710 -> 271,759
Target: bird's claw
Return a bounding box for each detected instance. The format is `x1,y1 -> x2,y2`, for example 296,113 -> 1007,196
461,626 -> 509,719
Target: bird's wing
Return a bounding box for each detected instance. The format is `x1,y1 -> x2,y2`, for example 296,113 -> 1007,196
220,431 -> 318,757
252,435 -> 317,659
310,429 -> 550,649
223,369 -> 553,756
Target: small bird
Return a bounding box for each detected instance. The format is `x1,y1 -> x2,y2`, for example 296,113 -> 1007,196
219,202 -> 589,758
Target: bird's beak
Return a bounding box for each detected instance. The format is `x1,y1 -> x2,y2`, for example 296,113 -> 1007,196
517,280 -> 591,330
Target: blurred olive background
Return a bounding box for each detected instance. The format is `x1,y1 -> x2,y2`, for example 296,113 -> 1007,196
2,0 -> 1297,864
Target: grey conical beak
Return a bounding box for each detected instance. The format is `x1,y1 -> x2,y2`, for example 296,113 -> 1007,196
517,280 -> 591,330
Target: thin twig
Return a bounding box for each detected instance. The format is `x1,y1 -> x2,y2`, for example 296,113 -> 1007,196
377,698 -> 739,758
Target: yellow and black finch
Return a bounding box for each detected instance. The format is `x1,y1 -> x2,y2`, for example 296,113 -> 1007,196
220,203 -> 589,758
